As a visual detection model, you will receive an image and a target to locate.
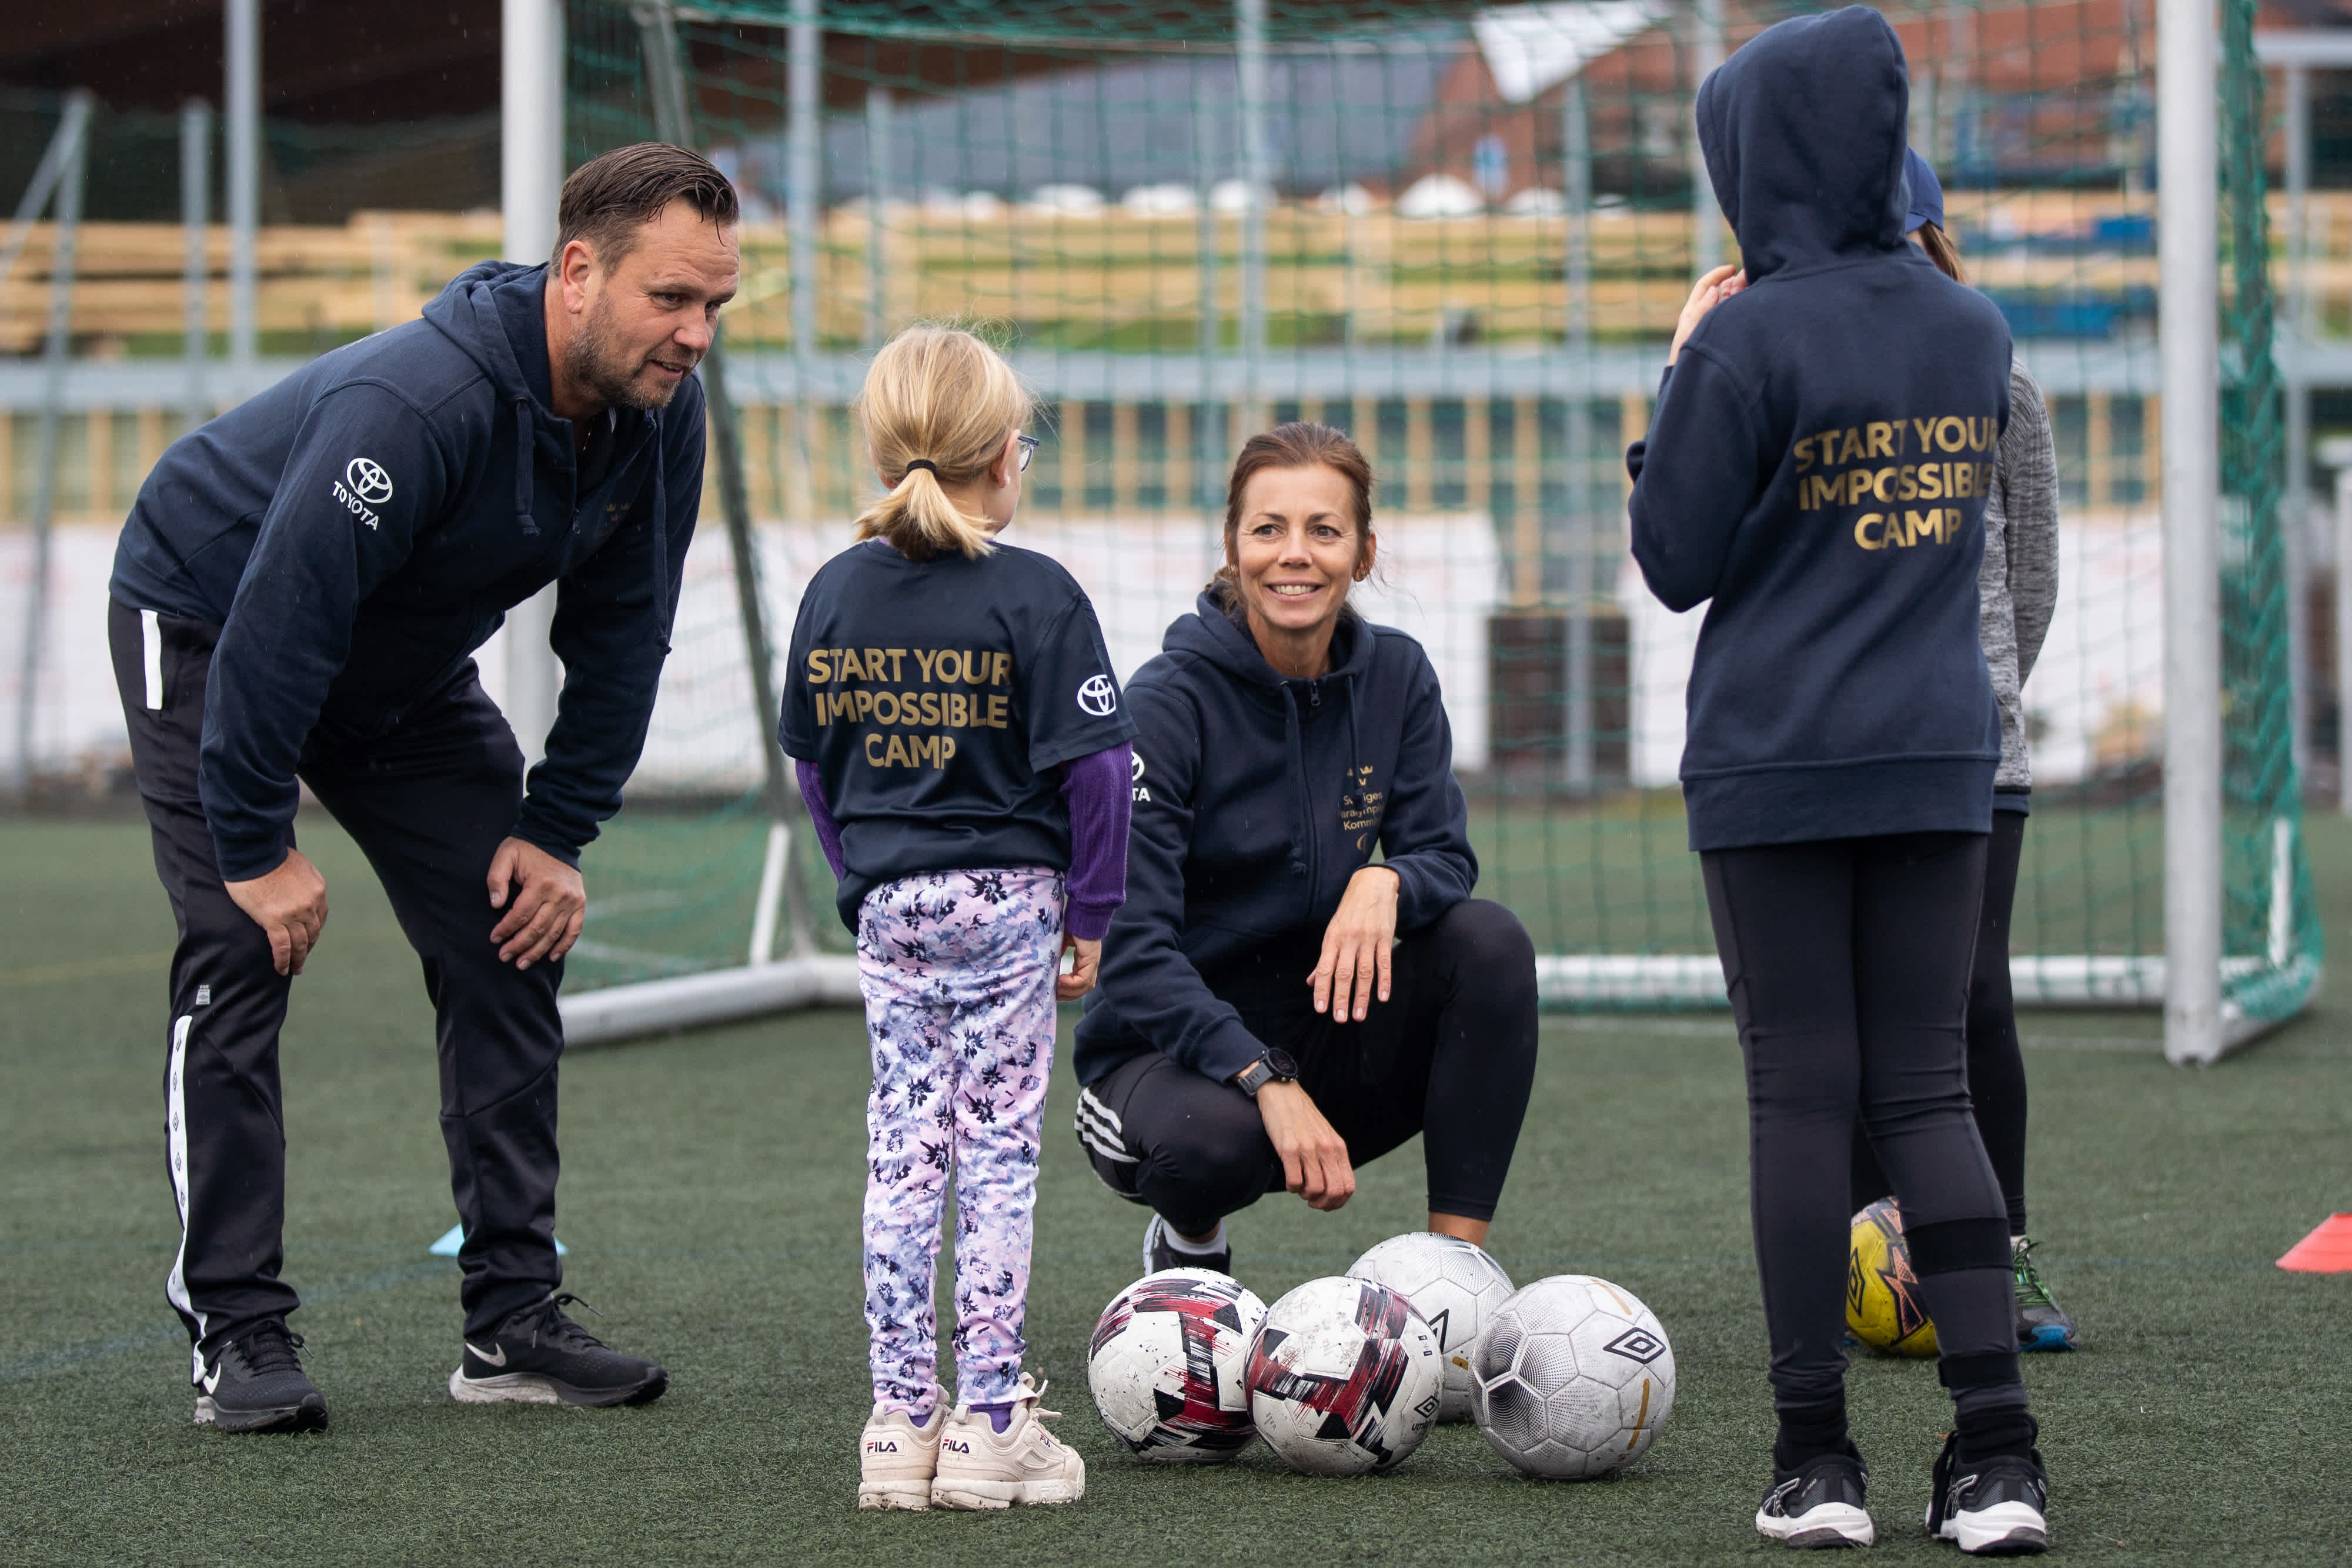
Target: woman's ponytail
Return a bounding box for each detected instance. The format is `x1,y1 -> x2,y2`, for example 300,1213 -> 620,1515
853,326 -> 1035,562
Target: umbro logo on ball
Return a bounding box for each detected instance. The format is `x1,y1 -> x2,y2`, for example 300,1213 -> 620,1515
1604,1327 -> 1668,1365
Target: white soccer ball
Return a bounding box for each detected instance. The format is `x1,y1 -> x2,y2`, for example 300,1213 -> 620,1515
1471,1275 -> 1676,1479
1086,1268 -> 1267,1462
1347,1232 -> 1516,1423
1244,1276 -> 1444,1476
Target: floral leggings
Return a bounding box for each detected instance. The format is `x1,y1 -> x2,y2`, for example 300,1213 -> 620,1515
857,867 -> 1063,1417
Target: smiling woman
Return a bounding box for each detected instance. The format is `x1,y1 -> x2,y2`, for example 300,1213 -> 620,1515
1073,420 -> 1541,1282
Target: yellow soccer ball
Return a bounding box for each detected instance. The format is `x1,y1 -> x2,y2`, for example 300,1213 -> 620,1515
1846,1199 -> 1939,1357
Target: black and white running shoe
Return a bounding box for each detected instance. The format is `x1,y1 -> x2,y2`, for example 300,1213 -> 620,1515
1141,1215 -> 1231,1277
194,1320 -> 329,1434
1756,1449 -> 1875,1549
1926,1433 -> 2049,1556
448,1293 -> 669,1407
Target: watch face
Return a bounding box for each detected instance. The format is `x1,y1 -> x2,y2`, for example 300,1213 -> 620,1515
1265,1047 -> 1299,1079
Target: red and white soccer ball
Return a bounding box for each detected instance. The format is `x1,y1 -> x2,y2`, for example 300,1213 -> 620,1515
1347,1232 -> 1517,1423
1471,1274 -> 1676,1480
1244,1275 -> 1444,1476
1087,1268 -> 1268,1462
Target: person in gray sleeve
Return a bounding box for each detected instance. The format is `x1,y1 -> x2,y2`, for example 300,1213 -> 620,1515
1851,148 -> 2077,1353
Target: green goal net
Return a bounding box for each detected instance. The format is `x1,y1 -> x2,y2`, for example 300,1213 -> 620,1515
555,0 -> 2318,1039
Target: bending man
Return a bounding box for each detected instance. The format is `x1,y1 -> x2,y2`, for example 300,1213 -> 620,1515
107,143 -> 733,1431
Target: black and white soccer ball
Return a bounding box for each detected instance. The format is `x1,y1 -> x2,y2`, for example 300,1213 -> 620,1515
1347,1232 -> 1516,1422
1087,1268 -> 1267,1462
1471,1275 -> 1676,1479
1244,1276 -> 1444,1476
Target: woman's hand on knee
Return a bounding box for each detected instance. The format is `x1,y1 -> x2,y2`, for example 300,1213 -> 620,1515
1312,866 -> 1400,1022
1256,1080 -> 1355,1211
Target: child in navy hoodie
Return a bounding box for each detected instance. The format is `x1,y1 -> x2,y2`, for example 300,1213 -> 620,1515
780,326 -> 1134,1511
1629,8 -> 2050,1554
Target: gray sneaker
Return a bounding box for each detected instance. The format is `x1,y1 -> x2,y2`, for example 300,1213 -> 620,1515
449,1293 -> 669,1407
194,1320 -> 329,1433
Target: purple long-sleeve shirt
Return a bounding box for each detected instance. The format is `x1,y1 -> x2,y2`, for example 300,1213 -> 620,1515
796,743 -> 1131,940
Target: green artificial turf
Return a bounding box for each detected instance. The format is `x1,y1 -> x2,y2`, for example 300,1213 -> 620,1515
3,813 -> 2349,1564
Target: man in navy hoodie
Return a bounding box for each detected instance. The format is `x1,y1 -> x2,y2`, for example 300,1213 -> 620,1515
105,143 -> 730,1431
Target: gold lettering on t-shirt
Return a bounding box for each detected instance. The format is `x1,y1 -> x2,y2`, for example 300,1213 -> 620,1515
802,641 -> 1016,766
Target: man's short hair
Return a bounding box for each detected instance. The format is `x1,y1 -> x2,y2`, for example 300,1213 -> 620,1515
553,142 -> 739,272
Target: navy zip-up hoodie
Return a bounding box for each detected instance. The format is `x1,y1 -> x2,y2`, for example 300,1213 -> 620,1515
111,260 -> 701,881
1074,595 -> 1476,1088
1628,5 -> 2009,851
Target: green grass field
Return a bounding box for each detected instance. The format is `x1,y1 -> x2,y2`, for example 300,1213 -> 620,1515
4,813 -> 2348,1565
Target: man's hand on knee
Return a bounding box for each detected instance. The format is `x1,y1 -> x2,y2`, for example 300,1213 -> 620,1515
225,849 -> 330,977
1256,1079 -> 1355,1211
487,837 -> 585,971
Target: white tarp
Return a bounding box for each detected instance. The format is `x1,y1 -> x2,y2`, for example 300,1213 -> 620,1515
4,512 -> 1499,791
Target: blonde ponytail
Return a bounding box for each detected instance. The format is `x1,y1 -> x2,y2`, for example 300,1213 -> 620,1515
853,326 -> 1034,562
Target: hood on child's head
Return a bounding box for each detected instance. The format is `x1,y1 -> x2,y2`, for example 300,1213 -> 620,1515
1694,5 -> 1911,281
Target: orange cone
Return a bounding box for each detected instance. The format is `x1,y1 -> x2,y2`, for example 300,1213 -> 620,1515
2276,1214 -> 2352,1273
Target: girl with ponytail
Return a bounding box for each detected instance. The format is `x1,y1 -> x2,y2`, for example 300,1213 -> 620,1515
780,325 -> 1135,1512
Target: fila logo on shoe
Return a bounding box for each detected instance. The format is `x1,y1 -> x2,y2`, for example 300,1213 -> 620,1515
466,1341 -> 507,1367
866,1438 -> 899,1454
943,1439 -> 972,1454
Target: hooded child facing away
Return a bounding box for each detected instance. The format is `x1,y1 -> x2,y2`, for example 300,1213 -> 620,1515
1629,10 -> 2054,1557
1628,3 -> 2010,854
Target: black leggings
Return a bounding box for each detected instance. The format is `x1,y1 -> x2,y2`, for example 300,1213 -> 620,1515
1852,810 -> 2029,1233
1075,899 -> 1539,1235
1702,833 -> 2026,1456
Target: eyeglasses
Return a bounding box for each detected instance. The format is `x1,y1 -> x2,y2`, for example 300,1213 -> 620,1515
1015,433 -> 1038,473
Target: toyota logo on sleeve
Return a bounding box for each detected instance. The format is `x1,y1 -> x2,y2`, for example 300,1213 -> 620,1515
1077,674 -> 1118,716
345,458 -> 394,504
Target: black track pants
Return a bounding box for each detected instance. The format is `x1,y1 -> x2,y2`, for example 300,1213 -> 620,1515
1701,833 -> 2022,1417
109,600 -> 567,1365
1851,810 -> 2030,1235
1074,898 -> 1539,1235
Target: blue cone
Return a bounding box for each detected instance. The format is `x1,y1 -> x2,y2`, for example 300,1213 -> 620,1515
430,1223 -> 565,1257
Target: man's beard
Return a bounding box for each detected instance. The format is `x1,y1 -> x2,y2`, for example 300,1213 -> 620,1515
564,293 -> 692,412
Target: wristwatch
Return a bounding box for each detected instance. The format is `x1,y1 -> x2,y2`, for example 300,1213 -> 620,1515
1232,1047 -> 1299,1099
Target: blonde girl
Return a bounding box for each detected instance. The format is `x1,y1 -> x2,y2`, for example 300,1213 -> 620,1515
779,326 -> 1135,1510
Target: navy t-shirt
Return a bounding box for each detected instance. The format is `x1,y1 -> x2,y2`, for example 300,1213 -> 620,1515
779,537 -> 1137,927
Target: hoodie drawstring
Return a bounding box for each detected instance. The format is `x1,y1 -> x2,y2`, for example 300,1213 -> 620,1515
512,395 -> 539,537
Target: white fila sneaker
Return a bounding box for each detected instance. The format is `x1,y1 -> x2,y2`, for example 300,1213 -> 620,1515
930,1375 -> 1085,1510
858,1402 -> 944,1510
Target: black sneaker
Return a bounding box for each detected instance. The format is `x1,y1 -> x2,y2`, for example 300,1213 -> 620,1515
194,1320 -> 329,1434
1141,1215 -> 1231,1277
2012,1238 -> 2078,1352
1927,1432 -> 2049,1555
448,1293 -> 669,1407
1756,1449 -> 1875,1549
